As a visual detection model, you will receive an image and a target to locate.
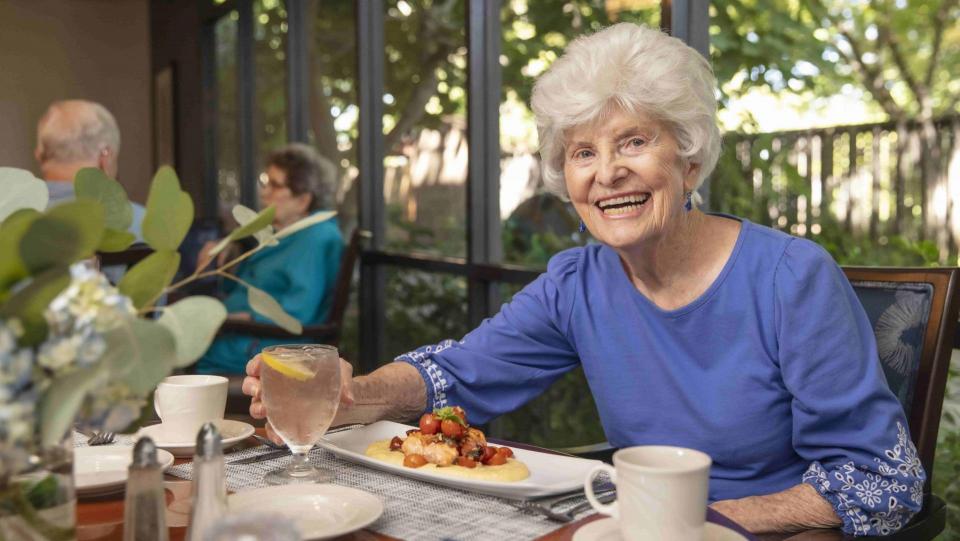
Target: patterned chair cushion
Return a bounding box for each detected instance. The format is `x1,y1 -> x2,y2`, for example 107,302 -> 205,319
849,280 -> 934,417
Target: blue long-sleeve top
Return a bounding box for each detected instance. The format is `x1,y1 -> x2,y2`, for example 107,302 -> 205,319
196,216 -> 343,374
397,217 -> 924,536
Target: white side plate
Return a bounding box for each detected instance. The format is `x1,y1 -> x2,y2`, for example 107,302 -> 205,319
74,446 -> 174,497
228,484 -> 383,540
318,420 -> 604,499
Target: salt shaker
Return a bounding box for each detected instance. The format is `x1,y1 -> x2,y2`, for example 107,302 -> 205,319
186,422 -> 228,541
123,437 -> 169,541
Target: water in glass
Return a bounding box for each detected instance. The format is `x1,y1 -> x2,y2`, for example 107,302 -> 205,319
261,344 -> 341,484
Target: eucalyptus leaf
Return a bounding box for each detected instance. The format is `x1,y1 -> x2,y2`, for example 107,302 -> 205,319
0,266 -> 70,346
0,167 -> 48,223
118,250 -> 180,309
39,365 -> 104,447
98,229 -> 137,252
231,205 -> 275,245
247,284 -> 303,334
20,199 -> 105,273
157,296 -> 227,368
75,167 -> 132,231
142,166 -> 194,251
100,317 -> 177,395
274,211 -> 336,240
0,209 -> 41,292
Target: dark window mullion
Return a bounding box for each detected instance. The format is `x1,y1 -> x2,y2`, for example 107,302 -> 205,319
285,0 -> 309,143
201,22 -> 218,218
466,0 -> 503,328
237,0 -> 257,209
357,0 -> 386,372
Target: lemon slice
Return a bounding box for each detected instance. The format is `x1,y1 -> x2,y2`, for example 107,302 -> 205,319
261,352 -> 314,381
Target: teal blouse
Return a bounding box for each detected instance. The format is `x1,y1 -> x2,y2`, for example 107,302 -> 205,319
196,216 -> 343,374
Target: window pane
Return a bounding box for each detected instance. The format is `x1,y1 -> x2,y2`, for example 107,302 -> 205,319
253,0 -> 288,177
382,268 -> 469,360
309,0 -> 360,359
215,12 -> 240,219
382,0 -> 468,258
499,1 -> 660,267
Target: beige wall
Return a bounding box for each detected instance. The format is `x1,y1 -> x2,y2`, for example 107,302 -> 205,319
0,0 -> 152,204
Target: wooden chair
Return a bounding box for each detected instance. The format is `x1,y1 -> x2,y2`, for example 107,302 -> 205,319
558,266 -> 960,540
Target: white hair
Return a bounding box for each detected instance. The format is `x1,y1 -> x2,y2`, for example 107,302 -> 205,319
36,100 -> 121,164
531,23 -> 721,204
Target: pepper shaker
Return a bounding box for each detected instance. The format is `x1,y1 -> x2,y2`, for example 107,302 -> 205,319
123,437 -> 169,541
186,422 -> 228,541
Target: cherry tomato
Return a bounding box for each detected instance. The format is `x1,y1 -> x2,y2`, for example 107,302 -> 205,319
441,419 -> 465,438
389,436 -> 403,451
497,447 -> 514,458
480,446 -> 498,464
403,454 -> 428,468
455,456 -> 477,468
452,406 -> 467,424
419,413 -> 440,435
486,452 -> 508,466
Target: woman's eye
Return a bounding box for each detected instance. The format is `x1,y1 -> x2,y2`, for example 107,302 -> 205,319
573,149 -> 593,160
625,137 -> 646,149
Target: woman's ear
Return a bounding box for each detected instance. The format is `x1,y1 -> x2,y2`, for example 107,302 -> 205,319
683,161 -> 701,191
294,193 -> 312,215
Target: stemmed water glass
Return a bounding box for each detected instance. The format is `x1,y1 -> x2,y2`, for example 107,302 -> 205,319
260,344 -> 341,484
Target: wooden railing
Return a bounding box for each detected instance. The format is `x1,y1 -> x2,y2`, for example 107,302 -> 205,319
712,115 -> 960,262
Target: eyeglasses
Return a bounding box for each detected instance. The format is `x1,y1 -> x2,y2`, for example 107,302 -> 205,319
258,173 -> 288,191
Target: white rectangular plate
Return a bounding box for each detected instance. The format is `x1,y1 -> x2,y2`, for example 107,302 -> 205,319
318,420 -> 603,499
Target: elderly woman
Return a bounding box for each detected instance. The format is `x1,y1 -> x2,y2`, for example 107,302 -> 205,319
197,143 -> 343,374
243,24 -> 923,535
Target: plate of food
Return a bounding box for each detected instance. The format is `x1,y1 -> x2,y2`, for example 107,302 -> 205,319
317,406 -> 604,499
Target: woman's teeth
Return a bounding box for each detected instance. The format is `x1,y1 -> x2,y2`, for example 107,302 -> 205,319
597,194 -> 650,215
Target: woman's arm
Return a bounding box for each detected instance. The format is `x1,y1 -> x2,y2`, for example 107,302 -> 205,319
711,484 -> 841,534
243,355 -> 427,443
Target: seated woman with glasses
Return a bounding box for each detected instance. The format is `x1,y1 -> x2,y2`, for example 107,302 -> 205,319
196,143 -> 343,374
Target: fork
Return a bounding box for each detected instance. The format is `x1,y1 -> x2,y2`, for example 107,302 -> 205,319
509,491 -> 616,523
87,431 -> 116,446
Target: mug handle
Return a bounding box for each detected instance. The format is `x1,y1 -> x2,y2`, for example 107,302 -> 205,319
153,391 -> 164,422
584,464 -> 618,519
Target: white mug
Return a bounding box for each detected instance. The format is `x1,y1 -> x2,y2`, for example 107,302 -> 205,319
153,375 -> 228,442
584,446 -> 711,541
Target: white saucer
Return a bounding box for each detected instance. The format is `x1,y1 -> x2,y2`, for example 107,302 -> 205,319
228,484 -> 383,540
74,446 -> 175,497
573,518 -> 749,541
136,419 -> 255,457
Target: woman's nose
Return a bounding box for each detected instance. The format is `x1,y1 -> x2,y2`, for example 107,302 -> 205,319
595,155 -> 627,186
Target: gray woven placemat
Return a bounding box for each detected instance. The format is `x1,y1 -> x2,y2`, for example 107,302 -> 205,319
166,440 -> 601,541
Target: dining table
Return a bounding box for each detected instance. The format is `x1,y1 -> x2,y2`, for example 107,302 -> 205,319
72,424 -> 828,541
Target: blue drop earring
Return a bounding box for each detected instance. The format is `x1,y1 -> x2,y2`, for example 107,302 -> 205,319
578,220 -> 586,233
684,191 -> 693,212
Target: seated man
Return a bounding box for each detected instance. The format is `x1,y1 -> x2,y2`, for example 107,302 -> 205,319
196,144 -> 343,374
35,99 -> 145,240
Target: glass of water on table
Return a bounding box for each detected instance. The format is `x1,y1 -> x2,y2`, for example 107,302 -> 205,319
260,344 -> 341,484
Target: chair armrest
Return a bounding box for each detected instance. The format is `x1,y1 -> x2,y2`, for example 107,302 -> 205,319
218,320 -> 341,344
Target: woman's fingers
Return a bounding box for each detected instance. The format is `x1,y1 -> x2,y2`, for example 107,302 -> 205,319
249,396 -> 266,419
246,355 -> 262,377
241,376 -> 261,400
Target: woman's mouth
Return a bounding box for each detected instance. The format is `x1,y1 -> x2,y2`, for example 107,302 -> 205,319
596,193 -> 651,216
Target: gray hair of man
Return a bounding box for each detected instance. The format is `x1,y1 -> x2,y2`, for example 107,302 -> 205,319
36,100 -> 121,167
531,23 -> 721,207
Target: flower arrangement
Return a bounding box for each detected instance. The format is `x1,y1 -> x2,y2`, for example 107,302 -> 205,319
0,165 -> 332,539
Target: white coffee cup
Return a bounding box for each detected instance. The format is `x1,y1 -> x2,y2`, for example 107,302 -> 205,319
584,446 -> 711,541
153,375 -> 228,442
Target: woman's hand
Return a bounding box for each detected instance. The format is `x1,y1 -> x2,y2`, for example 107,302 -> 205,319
242,354 -> 356,445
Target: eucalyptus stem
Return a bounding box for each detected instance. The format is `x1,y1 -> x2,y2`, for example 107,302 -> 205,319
140,239 -> 272,310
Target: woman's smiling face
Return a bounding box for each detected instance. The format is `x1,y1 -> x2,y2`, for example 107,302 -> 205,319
562,109 -> 698,251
